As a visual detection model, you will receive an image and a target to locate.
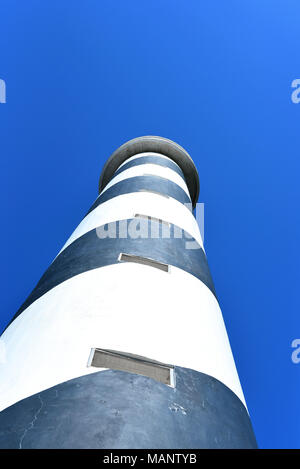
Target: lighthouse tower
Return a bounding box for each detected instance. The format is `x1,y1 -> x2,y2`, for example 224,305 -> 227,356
0,136 -> 257,448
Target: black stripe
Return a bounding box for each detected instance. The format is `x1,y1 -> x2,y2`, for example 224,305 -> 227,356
86,175 -> 191,216
0,366 -> 257,448
113,154 -> 185,179
11,220 -> 215,324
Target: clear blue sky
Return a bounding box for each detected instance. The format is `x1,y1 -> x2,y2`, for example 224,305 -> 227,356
1,0 -> 299,449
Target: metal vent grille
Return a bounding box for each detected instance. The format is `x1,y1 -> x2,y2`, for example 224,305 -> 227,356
118,253 -> 169,272
88,348 -> 175,387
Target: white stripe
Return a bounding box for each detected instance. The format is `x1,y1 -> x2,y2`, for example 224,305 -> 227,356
0,264 -> 246,411
117,152 -> 182,170
100,164 -> 190,198
58,192 -> 203,255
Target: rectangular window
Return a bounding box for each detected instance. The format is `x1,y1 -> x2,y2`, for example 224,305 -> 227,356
88,348 -> 175,387
118,253 -> 169,272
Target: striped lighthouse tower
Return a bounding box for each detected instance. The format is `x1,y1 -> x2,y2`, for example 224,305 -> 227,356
0,136 -> 257,449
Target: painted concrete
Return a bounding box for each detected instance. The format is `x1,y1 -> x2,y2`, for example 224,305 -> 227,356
0,367 -> 257,449
99,136 -> 199,207
114,154 -> 185,179
117,151 -> 182,170
0,263 -> 245,412
0,136 -> 256,448
87,175 -> 191,216
59,192 -> 203,254
13,222 -> 215,320
100,164 -> 190,197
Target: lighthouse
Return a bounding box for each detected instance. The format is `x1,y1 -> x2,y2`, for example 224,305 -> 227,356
0,136 -> 257,448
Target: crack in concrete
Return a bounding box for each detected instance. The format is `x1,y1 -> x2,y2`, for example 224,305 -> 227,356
19,394 -> 44,449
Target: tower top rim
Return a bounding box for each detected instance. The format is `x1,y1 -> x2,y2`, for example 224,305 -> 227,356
99,136 -> 200,207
